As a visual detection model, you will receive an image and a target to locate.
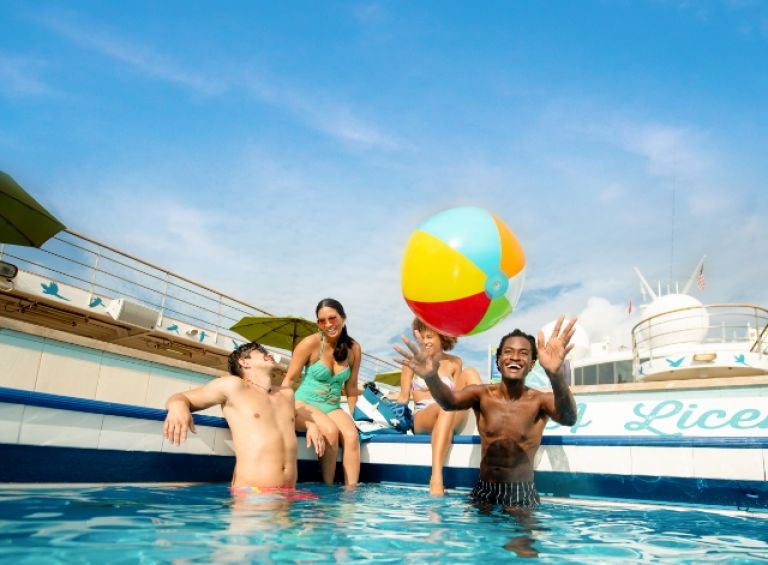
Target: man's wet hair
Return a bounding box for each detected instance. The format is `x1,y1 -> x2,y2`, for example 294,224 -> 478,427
496,329 -> 537,363
228,341 -> 269,377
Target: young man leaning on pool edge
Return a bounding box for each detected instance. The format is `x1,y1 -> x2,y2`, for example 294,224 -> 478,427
395,316 -> 578,509
163,342 -> 325,494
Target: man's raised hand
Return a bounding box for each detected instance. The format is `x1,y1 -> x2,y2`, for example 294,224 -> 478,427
393,332 -> 440,379
536,316 -> 577,376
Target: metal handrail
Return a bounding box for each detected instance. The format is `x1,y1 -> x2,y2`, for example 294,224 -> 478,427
1,231 -> 397,381
631,303 -> 768,373
65,229 -> 273,315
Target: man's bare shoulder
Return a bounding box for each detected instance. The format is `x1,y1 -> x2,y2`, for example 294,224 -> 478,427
273,385 -> 295,398
213,375 -> 247,396
216,375 -> 244,386
523,386 -> 551,403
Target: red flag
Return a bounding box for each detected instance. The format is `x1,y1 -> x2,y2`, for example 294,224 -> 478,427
697,264 -> 705,290
627,299 -> 633,315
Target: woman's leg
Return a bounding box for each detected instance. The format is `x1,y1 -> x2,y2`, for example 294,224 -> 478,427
413,403 -> 453,496
328,409 -> 361,487
296,401 -> 340,485
429,407 -> 456,495
451,368 -> 483,435
457,367 -> 483,388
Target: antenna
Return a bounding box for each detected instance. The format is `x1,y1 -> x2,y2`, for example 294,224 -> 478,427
682,255 -> 706,294
634,267 -> 657,301
668,159 -> 680,288
670,185 -> 675,286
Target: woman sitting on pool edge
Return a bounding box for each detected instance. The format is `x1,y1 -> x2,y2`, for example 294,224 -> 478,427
282,298 -> 361,487
396,318 -> 482,495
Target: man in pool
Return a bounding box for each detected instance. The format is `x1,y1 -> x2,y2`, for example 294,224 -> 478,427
395,316 -> 578,510
163,342 -> 325,495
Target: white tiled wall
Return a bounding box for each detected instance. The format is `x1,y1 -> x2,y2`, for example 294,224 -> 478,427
213,428 -> 235,456
692,447 -> 765,481
161,424 -> 217,455
1,329 -> 219,412
0,402 -> 24,443
36,341 -> 102,398
98,415 -> 164,452
763,449 -> 768,481
536,445 -> 632,475
630,446 -> 695,478
145,365 -> 208,410
95,355 -> 151,405
0,330 -> 43,390
19,406 -> 104,449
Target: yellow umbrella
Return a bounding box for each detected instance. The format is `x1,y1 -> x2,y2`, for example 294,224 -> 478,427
374,370 -> 402,387
0,171 -> 66,247
230,315 -> 317,351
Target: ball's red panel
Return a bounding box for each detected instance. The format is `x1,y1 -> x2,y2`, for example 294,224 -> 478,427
405,291 -> 490,337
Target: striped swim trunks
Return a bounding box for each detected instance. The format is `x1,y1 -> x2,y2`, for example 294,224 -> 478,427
470,480 -> 540,509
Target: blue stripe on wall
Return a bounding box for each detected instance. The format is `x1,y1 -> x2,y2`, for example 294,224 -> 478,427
540,435 -> 768,449
0,386 -> 228,428
2,387 -> 767,449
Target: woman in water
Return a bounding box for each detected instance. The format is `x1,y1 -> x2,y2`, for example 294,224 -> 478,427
282,298 -> 361,486
397,318 -> 482,495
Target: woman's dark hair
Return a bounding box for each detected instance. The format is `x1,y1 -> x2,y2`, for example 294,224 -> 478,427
316,298 -> 355,363
411,318 -> 457,351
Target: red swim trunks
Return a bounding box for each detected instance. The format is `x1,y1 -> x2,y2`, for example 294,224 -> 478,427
230,485 -> 319,501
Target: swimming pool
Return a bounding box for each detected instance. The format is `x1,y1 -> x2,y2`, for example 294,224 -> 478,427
1,483 -> 767,563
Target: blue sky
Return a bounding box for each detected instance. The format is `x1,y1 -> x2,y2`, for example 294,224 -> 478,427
2,1 -> 767,374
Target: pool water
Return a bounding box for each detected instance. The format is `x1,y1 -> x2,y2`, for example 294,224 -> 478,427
1,483 -> 767,563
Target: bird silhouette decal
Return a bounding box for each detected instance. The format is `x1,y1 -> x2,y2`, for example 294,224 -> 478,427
666,356 -> 685,368
41,281 -> 70,301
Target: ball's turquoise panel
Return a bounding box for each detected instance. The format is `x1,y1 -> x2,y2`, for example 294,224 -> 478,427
417,206 -> 500,277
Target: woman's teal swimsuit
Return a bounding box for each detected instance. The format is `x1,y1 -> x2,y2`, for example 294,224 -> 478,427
295,334 -> 351,414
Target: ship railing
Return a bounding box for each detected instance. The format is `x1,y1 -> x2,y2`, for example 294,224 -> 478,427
0,230 -> 397,382
631,303 -> 768,372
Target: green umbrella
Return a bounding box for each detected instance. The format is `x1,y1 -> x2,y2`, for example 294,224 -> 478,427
0,171 -> 66,247
230,315 -> 317,351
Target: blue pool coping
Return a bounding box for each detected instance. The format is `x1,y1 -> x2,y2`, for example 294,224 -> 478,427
2,386 -> 768,448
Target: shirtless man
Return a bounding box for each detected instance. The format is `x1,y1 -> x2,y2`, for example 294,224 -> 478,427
395,316 -> 578,509
163,342 -> 325,492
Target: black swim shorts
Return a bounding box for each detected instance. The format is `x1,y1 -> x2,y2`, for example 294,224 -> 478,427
470,480 -> 540,509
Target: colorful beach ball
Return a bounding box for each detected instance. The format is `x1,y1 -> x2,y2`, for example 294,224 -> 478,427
401,207 -> 526,337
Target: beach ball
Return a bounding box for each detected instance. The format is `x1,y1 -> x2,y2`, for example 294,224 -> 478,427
401,206 -> 526,337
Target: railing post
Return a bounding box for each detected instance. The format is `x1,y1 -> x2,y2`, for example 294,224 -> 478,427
214,294 -> 223,342
159,272 -> 169,322
90,246 -> 101,296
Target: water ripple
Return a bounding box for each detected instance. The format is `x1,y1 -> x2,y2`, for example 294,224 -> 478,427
1,484 -> 767,562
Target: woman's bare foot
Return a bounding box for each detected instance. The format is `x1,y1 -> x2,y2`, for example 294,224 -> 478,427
429,479 -> 445,496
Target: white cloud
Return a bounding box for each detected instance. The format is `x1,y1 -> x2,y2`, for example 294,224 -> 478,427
240,74 -> 401,151
583,119 -> 712,180
35,11 -> 400,151
0,53 -> 56,97
36,14 -> 223,96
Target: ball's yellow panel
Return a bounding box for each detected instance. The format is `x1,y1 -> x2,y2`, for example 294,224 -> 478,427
402,230 -> 487,302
